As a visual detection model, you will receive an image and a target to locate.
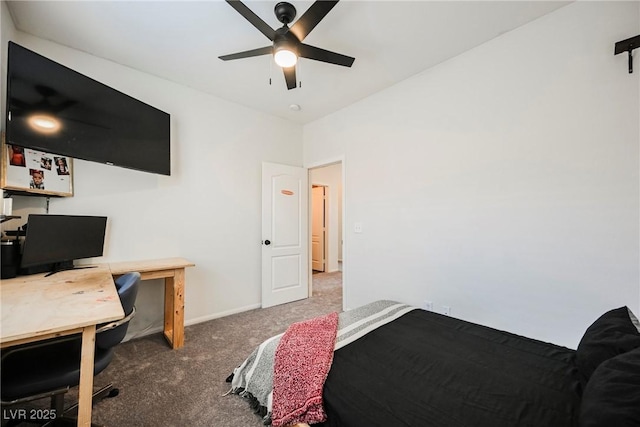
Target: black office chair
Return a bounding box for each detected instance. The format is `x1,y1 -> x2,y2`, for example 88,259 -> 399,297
1,271 -> 140,426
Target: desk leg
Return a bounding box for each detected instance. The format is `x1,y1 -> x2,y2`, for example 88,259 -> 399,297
163,268 -> 185,349
77,325 -> 96,427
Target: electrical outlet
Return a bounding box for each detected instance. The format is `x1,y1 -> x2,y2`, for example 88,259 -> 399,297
422,300 -> 433,311
442,305 -> 451,316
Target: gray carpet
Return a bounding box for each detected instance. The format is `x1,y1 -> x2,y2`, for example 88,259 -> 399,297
4,271 -> 342,427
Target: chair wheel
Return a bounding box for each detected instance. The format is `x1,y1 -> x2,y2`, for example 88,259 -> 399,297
107,388 -> 120,398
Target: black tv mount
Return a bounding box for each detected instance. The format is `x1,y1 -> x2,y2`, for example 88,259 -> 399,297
614,34 -> 640,74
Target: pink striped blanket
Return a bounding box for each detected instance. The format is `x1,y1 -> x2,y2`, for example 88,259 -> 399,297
271,311 -> 339,427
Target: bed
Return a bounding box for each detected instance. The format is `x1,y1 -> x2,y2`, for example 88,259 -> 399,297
227,300 -> 640,427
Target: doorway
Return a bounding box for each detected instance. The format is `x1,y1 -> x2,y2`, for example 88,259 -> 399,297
312,185 -> 328,273
309,162 -> 343,308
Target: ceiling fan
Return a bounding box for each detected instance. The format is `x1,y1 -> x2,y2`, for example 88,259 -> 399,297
219,0 -> 355,90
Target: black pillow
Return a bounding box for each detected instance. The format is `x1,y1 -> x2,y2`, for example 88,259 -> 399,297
579,346 -> 640,427
575,307 -> 640,385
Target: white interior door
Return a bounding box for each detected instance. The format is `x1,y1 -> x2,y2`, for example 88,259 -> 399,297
311,185 -> 326,272
261,162 -> 309,308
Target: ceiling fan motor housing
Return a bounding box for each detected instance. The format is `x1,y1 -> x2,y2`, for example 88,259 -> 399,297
275,26 -> 300,45
274,2 -> 296,24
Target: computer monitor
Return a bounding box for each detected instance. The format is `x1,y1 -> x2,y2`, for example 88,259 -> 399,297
20,214 -> 108,276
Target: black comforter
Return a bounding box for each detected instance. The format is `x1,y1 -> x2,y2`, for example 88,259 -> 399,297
319,309 -> 582,427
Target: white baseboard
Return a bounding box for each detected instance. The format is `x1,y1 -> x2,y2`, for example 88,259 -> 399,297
124,302 -> 262,341
185,303 -> 262,326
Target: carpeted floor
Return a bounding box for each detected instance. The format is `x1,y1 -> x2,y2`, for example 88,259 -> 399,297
2,272 -> 342,427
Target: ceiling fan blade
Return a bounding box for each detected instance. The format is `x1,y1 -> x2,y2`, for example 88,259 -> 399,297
225,0 -> 276,41
299,43 -> 354,67
289,0 -> 339,42
283,66 -> 297,90
219,46 -> 273,61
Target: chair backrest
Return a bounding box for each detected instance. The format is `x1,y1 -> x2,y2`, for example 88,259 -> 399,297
96,272 -> 140,350
116,271 -> 139,316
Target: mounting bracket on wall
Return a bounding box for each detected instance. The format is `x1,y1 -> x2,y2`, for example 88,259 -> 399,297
614,34 -> 640,74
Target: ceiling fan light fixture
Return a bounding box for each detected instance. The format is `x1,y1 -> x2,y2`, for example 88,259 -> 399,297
274,45 -> 297,68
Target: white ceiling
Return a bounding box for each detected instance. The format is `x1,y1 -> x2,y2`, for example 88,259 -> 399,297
6,1 -> 570,124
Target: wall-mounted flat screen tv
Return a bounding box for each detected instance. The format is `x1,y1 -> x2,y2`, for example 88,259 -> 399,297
5,42 -> 171,176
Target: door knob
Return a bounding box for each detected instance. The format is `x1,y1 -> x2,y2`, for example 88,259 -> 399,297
263,239 -> 271,245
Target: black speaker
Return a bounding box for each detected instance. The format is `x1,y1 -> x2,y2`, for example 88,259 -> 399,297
1,240 -> 21,279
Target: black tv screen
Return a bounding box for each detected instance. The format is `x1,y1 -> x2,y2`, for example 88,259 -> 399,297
20,214 -> 108,274
5,42 -> 171,175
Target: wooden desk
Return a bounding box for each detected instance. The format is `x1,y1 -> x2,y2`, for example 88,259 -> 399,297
1,266 -> 124,427
108,257 -> 194,349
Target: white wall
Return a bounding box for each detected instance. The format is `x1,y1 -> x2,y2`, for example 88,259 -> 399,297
1,16 -> 304,338
304,1 -> 640,348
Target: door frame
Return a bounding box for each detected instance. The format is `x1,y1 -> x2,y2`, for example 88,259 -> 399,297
306,156 -> 346,309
